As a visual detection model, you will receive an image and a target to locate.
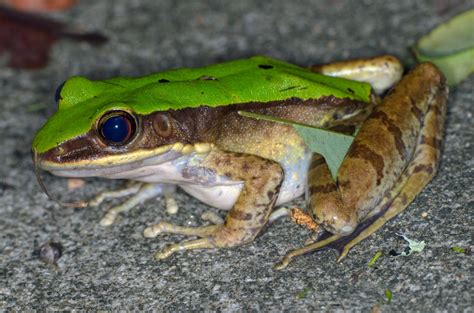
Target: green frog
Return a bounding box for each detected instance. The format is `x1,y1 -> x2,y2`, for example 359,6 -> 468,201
32,55 -> 448,268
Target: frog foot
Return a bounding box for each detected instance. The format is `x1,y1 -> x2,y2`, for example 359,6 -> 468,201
145,207 -> 291,261
89,183 -> 177,226
143,223 -> 222,260
201,211 -> 225,225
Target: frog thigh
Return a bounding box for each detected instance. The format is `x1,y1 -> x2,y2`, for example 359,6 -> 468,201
306,153 -> 358,235
144,149 -> 284,260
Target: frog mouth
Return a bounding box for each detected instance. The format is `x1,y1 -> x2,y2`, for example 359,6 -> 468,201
32,144 -> 181,209
32,142 -> 214,208
34,142 -> 214,176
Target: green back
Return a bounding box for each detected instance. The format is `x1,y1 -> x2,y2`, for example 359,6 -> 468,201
33,56 -> 372,153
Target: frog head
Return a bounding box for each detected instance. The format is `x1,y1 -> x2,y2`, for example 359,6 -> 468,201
32,75 -> 211,180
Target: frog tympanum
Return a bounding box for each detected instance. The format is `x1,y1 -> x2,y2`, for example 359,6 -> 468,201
32,56 -> 448,268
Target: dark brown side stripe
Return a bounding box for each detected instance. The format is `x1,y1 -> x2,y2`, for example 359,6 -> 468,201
310,155 -> 326,168
229,210 -> 253,221
309,183 -> 338,194
348,142 -> 385,186
371,110 -> 407,160
420,135 -> 443,150
413,163 -> 434,175
410,100 -> 424,125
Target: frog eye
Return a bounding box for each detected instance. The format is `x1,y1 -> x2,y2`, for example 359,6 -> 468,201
99,111 -> 136,145
153,114 -> 173,137
54,81 -> 65,105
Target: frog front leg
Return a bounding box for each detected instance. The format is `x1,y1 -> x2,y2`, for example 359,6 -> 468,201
143,149 -> 284,260
276,62 -> 448,269
90,182 -> 177,226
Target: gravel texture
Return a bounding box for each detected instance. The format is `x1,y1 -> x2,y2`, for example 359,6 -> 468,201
1,0 -> 473,311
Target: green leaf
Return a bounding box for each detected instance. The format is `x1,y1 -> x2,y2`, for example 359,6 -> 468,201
368,251 -> 383,267
412,9 -> 474,86
296,287 -> 311,299
238,111 -> 354,179
451,246 -> 466,254
385,289 -> 393,304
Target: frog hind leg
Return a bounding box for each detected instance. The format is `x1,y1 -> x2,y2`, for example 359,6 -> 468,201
143,149 -> 284,260
275,69 -> 447,270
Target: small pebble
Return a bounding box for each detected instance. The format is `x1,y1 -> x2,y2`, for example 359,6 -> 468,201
38,242 -> 63,264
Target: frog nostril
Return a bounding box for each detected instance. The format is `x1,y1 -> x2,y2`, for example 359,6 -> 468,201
52,146 -> 65,157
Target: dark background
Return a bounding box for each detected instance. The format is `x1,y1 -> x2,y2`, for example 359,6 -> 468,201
1,0 -> 473,310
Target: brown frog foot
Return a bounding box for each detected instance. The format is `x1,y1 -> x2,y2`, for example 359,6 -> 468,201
145,221 -> 264,260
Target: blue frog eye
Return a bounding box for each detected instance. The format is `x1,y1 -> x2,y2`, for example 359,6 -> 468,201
99,111 -> 136,145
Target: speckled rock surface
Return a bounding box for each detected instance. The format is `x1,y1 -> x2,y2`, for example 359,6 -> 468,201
1,0 -> 473,311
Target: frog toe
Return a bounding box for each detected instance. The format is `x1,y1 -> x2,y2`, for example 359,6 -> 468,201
154,238 -> 216,260
144,222 -> 221,238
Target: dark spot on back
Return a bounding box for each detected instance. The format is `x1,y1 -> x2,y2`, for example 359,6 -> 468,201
347,88 -> 355,94
158,79 -> 170,83
280,86 -> 299,92
258,64 -> 274,70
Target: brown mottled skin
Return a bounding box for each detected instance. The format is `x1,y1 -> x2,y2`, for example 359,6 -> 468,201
37,57 -> 448,266
40,93 -> 374,256
144,98 -> 374,256
199,151 -> 283,246
275,62 -> 448,269
307,63 -> 447,235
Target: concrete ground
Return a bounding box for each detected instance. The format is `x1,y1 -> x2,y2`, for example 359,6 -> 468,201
1,0 -> 473,311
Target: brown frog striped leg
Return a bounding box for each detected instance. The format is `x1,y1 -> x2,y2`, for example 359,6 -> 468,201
143,149 -> 284,260
275,62 -> 447,269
